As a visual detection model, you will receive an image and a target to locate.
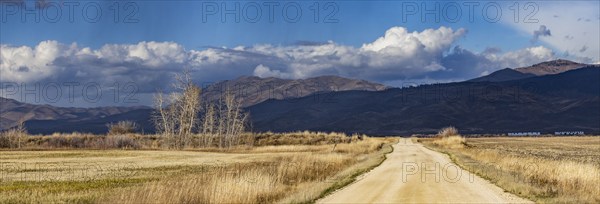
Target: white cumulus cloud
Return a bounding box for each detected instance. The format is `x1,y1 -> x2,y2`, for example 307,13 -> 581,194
0,26 -> 562,95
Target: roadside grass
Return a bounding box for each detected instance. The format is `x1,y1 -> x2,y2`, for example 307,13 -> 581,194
0,136 -> 396,203
419,136 -> 600,203
105,137 -> 396,204
431,135 -> 465,149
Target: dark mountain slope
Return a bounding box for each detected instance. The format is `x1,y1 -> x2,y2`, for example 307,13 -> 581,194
469,59 -> 589,83
0,97 -> 146,130
469,68 -> 536,82
202,75 -> 388,107
514,59 -> 586,76
19,75 -> 386,134
17,66 -> 600,135
24,109 -> 154,134
248,66 -> 600,135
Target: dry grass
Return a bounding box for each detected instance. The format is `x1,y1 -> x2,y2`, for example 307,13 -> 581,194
251,131 -> 366,146
0,132 -> 157,150
431,127 -> 465,149
431,136 -> 466,149
0,135 -> 395,203
0,131 -> 363,150
107,155 -> 344,203
105,137 -> 393,204
420,136 -> 600,203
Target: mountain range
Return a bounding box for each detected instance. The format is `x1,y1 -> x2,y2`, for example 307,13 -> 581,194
468,68 -> 536,82
469,59 -> 586,82
1,59 -> 598,135
249,66 -> 599,135
515,59 -> 586,76
201,75 -> 388,107
2,76 -> 386,133
0,97 -> 144,132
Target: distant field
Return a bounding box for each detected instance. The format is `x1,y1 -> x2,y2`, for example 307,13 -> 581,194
466,137 -> 600,165
0,137 -> 395,203
420,136 -> 600,203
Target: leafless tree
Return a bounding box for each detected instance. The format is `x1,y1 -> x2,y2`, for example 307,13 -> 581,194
201,89 -> 248,148
153,70 -> 201,149
201,103 -> 216,147
0,121 -> 27,149
154,70 -> 248,149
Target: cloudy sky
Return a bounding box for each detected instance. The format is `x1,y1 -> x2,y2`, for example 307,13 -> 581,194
1,0 -> 599,107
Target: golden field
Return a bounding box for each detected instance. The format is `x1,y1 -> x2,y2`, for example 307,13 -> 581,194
0,133 -> 395,203
420,136 -> 600,203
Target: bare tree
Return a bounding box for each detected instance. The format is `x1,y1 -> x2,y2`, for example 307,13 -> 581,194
222,91 -> 247,148
200,89 -> 247,148
201,103 -> 216,147
153,70 -> 201,149
154,70 -> 248,149
153,91 -> 175,140
0,121 -> 27,149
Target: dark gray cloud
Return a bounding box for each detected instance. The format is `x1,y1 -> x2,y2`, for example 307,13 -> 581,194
411,44 -> 558,82
532,25 -> 552,43
437,46 -> 494,79
482,47 -> 502,55
292,41 -> 331,46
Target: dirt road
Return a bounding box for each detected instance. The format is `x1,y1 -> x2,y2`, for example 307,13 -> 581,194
318,138 -> 531,203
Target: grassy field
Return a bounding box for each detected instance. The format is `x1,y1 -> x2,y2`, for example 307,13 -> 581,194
0,136 -> 396,203
420,136 -> 600,203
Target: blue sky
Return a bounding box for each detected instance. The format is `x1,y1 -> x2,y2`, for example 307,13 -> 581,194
3,1 -> 535,51
1,0 -> 599,107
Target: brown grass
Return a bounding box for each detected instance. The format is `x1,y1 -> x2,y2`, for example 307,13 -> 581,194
0,131 -> 365,150
105,137 -> 393,203
0,134 -> 396,203
431,127 -> 465,149
431,136 -> 466,149
251,131 -> 366,146
420,136 -> 600,203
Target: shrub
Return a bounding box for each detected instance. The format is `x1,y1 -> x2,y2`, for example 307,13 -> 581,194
108,121 -> 138,135
433,127 -> 465,149
436,126 -> 458,138
105,135 -> 140,149
45,134 -> 96,148
249,131 -> 362,146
